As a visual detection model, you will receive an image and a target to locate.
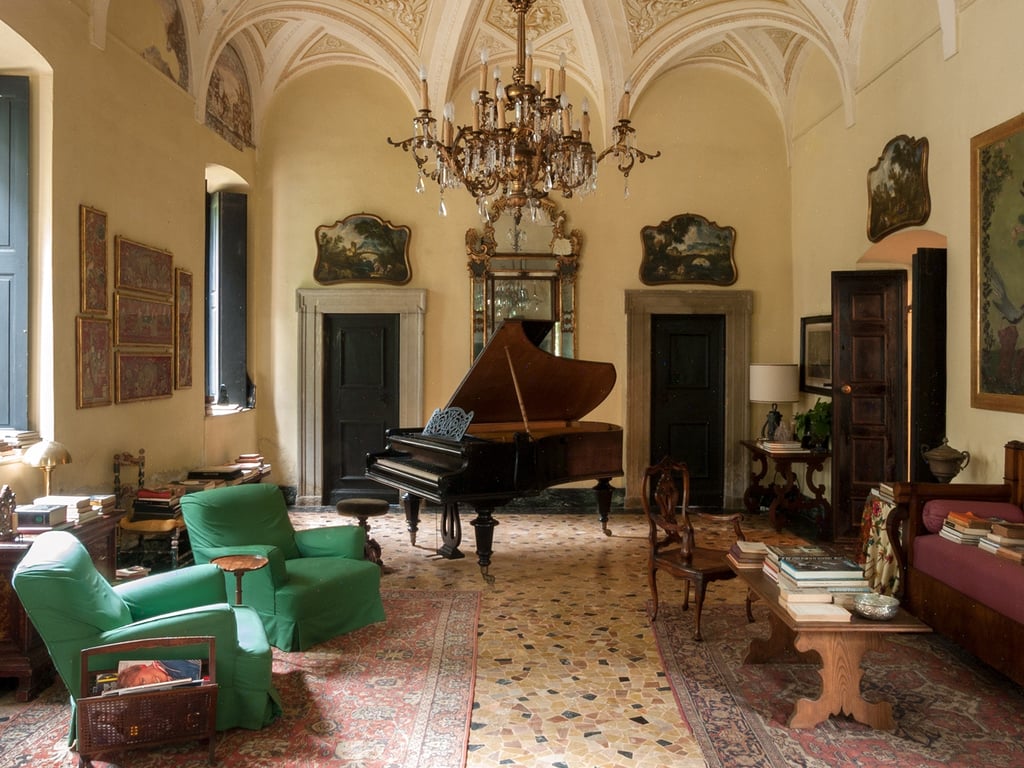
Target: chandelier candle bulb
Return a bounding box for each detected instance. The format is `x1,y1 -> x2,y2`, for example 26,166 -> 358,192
525,41 -> 533,83
545,68 -> 554,98
479,48 -> 488,92
558,53 -> 567,95
419,67 -> 429,111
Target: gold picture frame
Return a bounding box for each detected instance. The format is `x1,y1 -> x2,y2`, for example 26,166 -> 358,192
76,316 -> 112,408
175,268 -> 193,389
79,206 -> 108,314
972,113 -> 1024,412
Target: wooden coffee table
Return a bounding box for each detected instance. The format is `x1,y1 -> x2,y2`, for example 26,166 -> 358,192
731,566 -> 930,730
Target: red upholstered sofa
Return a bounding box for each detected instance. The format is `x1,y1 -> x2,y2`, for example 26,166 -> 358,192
889,440 -> 1024,688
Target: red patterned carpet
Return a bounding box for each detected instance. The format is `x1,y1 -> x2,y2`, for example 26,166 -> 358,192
0,589 -> 479,768
653,603 -> 1024,767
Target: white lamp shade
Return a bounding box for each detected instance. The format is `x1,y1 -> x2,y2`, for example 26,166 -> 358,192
749,364 -> 799,404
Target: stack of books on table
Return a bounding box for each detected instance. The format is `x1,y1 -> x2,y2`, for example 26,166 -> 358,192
775,551 -> 870,614
761,544 -> 831,583
758,440 -> 804,453
89,494 -> 116,516
939,510 -> 993,544
979,521 -> 1024,562
35,495 -> 96,524
875,482 -> 895,504
726,540 -> 770,570
132,487 -> 183,520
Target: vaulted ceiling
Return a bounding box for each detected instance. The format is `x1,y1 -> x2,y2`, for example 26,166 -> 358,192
91,0 -> 960,145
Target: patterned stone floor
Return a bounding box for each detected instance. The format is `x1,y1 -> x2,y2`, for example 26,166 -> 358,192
0,505 -> 812,767
295,504 -> 809,768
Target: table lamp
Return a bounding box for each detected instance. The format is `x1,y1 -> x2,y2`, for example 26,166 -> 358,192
749,364 -> 799,440
22,439 -> 72,497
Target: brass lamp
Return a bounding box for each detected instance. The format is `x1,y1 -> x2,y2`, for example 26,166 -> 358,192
22,440 -> 72,497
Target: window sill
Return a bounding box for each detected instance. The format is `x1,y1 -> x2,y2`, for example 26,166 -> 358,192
205,404 -> 253,417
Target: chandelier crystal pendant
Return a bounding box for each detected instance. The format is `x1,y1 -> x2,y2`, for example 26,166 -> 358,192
388,0 -> 659,223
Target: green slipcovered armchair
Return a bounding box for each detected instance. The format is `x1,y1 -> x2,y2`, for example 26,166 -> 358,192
12,531 -> 280,742
180,484 -> 385,651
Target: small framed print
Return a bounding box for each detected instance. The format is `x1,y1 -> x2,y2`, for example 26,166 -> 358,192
114,293 -> 174,347
175,268 -> 193,388
79,206 -> 108,314
115,236 -> 174,296
76,317 -> 112,408
800,315 -> 833,395
115,352 -> 173,403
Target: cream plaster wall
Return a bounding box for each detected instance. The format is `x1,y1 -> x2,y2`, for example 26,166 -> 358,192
254,62 -> 791,492
791,0 -> 1024,483
0,0 -> 256,499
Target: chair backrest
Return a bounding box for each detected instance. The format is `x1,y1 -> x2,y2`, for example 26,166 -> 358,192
113,449 -> 145,514
180,483 -> 300,560
641,456 -> 696,564
13,531 -> 133,692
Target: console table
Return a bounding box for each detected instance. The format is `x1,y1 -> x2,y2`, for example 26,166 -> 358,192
740,440 -> 833,538
0,512 -> 124,700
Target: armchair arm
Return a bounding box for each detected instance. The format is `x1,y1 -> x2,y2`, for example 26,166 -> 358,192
295,525 -> 366,560
116,564 -> 227,620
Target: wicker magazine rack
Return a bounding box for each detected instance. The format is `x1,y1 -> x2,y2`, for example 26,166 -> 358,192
77,636 -> 217,767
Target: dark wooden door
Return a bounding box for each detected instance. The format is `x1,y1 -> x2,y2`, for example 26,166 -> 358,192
831,270 -> 907,539
323,314 -> 400,504
650,314 -> 726,508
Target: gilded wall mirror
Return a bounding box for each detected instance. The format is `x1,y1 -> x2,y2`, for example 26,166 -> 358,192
466,199 -> 580,359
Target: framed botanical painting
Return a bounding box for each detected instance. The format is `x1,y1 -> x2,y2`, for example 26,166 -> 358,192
79,206 -> 108,314
174,268 -> 193,388
800,315 -> 833,395
972,114 -> 1024,412
115,236 -> 174,296
867,135 -> 930,242
114,293 -> 174,347
76,317 -> 112,408
115,352 -> 173,403
313,213 -> 412,284
639,213 -> 737,285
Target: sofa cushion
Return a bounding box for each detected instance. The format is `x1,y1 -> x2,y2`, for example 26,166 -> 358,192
921,499 -> 1024,533
913,534 -> 1024,624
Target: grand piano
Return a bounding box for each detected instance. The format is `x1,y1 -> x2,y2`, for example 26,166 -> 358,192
365,319 -> 623,576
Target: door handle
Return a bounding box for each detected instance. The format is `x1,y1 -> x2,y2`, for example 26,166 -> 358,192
841,384 -> 852,394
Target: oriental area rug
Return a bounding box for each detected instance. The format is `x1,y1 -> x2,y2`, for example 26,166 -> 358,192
653,603 -> 1024,767
0,589 -> 479,768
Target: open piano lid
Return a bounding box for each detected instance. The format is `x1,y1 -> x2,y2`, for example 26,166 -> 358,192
446,320 -> 617,424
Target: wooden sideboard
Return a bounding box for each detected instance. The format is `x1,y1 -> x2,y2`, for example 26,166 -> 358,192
0,512 -> 124,701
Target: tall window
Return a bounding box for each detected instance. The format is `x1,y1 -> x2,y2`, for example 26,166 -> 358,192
205,190 -> 248,408
0,76 -> 29,429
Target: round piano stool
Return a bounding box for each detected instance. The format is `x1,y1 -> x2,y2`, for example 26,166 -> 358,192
336,498 -> 389,567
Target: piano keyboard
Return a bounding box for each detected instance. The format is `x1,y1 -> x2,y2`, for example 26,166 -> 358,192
373,457 -> 444,483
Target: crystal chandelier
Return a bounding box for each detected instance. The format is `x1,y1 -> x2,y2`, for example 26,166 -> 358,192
388,0 -> 659,223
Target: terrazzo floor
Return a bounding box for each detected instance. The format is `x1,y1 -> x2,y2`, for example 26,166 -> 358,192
294,504 -> 809,768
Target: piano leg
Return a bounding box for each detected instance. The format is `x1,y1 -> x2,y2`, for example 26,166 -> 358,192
402,493 -> 421,546
470,507 -> 499,579
594,478 -> 613,536
437,503 -> 465,559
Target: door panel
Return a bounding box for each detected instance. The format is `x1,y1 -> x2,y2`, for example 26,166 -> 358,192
323,314 -> 400,504
832,270 -> 907,539
651,314 -> 726,507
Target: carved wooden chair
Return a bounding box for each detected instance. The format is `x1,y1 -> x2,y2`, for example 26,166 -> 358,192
643,455 -> 752,641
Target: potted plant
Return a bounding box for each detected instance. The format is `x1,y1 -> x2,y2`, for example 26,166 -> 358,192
794,398 -> 832,451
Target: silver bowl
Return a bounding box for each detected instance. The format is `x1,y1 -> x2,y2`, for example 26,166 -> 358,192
852,593 -> 899,621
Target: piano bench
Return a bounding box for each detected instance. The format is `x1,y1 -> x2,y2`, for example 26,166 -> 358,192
336,498 -> 390,566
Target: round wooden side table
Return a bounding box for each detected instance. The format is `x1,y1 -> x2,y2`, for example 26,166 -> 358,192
211,554 -> 269,605
336,498 -> 389,566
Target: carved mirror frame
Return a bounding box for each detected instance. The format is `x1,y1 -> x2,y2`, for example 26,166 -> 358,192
466,199 -> 580,359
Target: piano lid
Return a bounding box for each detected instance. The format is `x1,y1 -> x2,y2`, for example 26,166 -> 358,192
446,320 -> 617,424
